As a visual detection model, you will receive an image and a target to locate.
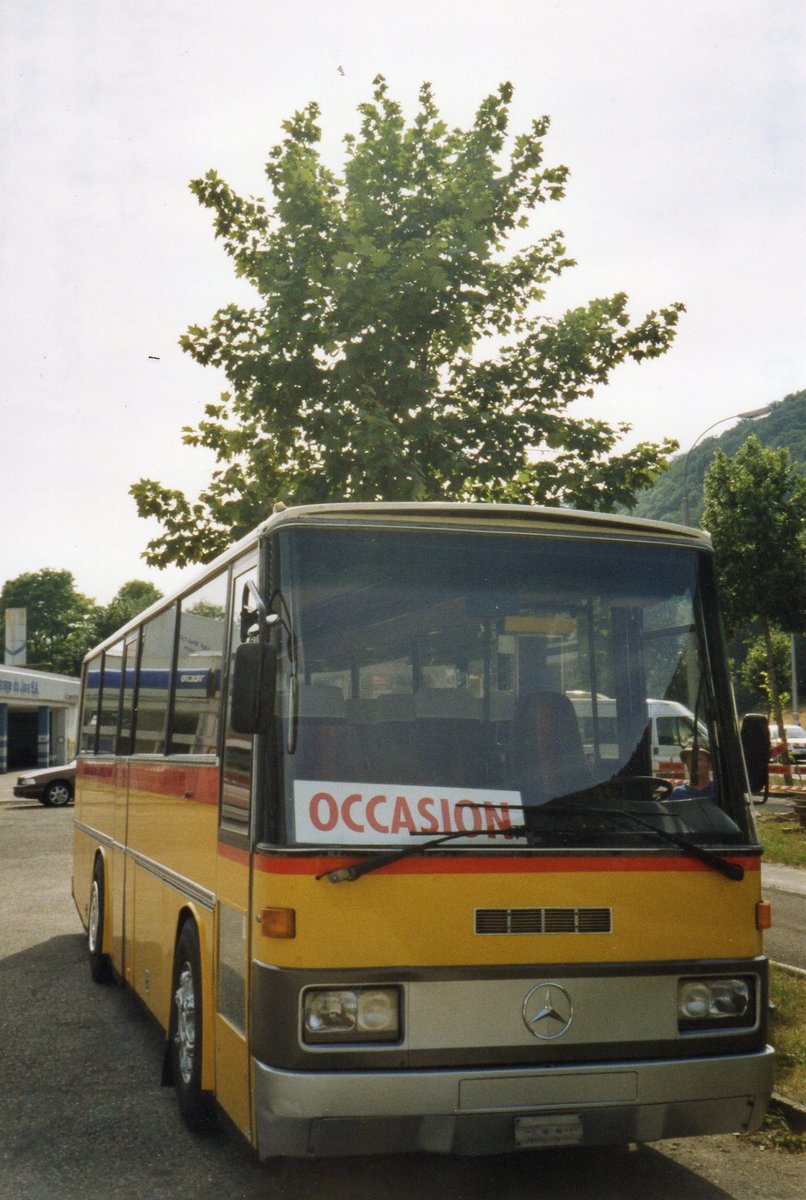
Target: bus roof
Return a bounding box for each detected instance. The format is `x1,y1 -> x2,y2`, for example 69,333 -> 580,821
263,501 -> 710,540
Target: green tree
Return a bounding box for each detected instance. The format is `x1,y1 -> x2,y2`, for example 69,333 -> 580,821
0,570 -> 100,676
96,580 -> 163,643
132,77 -> 683,567
702,436 -> 806,765
739,630 -> 792,715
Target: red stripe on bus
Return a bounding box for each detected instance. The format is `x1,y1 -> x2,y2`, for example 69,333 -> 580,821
217,841 -> 250,865
123,762 -> 219,805
253,853 -> 757,877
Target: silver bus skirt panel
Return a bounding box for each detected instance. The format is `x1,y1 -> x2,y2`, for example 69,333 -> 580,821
252,1046 -> 774,1159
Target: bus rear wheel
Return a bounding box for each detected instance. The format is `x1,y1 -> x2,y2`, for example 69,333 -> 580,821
169,920 -> 216,1133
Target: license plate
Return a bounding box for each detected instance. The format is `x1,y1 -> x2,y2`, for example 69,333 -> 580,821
515,1114 -> 584,1148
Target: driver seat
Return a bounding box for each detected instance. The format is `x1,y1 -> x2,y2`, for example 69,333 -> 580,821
513,691 -> 591,800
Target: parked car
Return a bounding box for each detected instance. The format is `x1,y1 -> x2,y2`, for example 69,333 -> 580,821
770,724 -> 806,765
13,761 -> 76,807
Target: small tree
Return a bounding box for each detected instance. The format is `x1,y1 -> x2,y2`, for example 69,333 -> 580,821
96,580 -> 163,643
703,436 -> 806,770
0,570 -> 100,676
739,630 -> 792,716
132,77 -> 683,567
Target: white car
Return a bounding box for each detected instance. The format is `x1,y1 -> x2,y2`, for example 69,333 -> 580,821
771,723 -> 806,765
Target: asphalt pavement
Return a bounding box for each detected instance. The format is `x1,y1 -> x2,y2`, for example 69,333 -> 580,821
763,862 -> 806,899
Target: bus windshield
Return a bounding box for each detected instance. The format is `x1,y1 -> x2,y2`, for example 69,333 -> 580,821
272,525 -> 747,851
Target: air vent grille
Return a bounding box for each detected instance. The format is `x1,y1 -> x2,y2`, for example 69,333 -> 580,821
475,907 -> 612,935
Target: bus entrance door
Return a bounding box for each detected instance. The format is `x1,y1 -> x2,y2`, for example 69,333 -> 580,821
215,558 -> 258,1144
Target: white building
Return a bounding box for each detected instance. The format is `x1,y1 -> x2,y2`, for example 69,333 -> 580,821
0,666 -> 80,773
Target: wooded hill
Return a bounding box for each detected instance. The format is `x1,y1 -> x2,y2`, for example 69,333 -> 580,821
628,388 -> 806,526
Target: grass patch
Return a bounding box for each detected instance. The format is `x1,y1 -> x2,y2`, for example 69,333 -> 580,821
748,810 -> 806,1151
755,808 -> 806,868
770,966 -> 806,1106
748,965 -> 806,1152
751,1106 -> 806,1153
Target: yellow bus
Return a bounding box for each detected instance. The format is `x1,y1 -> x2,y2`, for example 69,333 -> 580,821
72,502 -> 773,1159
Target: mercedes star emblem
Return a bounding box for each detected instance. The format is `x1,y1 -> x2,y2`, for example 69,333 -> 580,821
522,982 -> 574,1039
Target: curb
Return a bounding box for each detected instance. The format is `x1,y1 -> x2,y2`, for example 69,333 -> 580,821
770,1093 -> 806,1135
771,960 -> 806,980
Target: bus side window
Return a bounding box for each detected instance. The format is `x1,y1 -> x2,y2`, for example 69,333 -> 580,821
133,607 -> 177,755
119,631 -> 140,756
99,643 -> 124,754
171,572 -> 228,756
79,654 -> 102,754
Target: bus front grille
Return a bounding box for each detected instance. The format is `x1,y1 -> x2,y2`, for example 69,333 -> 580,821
475,907 -> 612,935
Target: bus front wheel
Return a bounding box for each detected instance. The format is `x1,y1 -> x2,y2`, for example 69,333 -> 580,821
88,861 -> 113,983
169,920 -> 216,1133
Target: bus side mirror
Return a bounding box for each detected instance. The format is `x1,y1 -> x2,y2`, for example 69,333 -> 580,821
740,713 -> 770,797
231,642 -> 277,735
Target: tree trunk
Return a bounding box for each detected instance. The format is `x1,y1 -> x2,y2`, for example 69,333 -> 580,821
763,617 -> 792,786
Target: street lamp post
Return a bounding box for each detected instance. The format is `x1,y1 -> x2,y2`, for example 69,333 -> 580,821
680,404 -> 774,526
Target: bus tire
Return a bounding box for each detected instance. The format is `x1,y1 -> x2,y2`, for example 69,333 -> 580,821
88,861 -> 113,984
169,919 -> 216,1133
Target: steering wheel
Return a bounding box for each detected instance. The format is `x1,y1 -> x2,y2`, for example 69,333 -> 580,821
607,775 -> 674,801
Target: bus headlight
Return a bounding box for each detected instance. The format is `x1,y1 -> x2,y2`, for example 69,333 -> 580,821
677,977 -> 754,1031
302,987 -> 400,1043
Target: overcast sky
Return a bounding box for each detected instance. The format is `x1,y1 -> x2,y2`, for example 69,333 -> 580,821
1,0 -> 804,604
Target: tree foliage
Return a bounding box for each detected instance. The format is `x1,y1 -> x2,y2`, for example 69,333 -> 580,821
738,630 -> 792,717
0,574 -> 163,676
95,580 -> 163,643
703,437 -> 806,637
132,77 -> 683,567
703,435 -> 806,749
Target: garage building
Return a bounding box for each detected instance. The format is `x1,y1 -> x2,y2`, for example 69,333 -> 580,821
0,666 -> 80,773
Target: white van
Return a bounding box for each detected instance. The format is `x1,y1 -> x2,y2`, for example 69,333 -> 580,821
569,693 -> 707,777
648,698 -> 709,774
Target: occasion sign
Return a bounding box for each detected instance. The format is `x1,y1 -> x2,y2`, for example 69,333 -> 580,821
293,781 -> 522,845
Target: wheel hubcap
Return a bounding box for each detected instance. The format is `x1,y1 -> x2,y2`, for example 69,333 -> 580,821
174,964 -> 196,1084
88,880 -> 100,953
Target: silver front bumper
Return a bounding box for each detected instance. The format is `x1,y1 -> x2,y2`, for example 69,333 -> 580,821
252,1046 -> 774,1158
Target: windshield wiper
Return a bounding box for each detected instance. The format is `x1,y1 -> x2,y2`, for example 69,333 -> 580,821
529,800 -> 744,882
316,826 -> 528,884
614,809 -> 743,880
